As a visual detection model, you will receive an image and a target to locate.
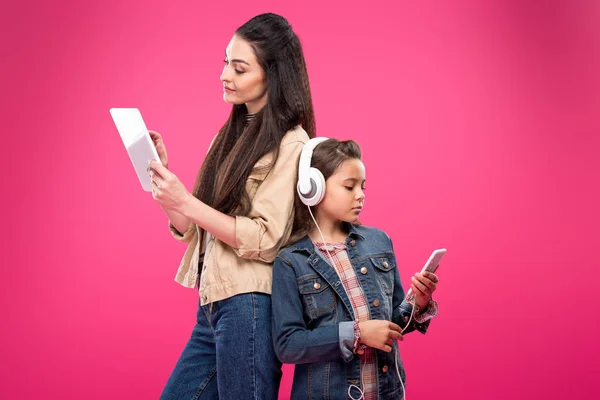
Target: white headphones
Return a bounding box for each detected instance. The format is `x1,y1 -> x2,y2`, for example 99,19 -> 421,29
297,137 -> 329,206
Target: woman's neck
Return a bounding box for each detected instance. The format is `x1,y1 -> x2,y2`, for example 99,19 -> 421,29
246,96 -> 267,114
244,113 -> 256,125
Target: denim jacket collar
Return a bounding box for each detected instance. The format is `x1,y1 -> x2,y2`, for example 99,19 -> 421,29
288,222 -> 366,254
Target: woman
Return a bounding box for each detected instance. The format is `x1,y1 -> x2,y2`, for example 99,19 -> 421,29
148,13 -> 315,399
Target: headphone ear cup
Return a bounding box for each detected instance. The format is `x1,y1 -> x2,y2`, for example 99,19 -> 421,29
297,167 -> 326,206
306,167 -> 326,206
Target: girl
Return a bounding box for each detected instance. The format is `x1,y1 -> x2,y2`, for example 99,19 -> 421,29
272,139 -> 439,399
148,13 -> 315,399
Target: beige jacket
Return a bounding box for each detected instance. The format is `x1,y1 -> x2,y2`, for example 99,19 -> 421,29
169,126 -> 309,305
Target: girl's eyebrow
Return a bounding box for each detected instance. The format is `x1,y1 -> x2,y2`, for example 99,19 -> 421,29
343,178 -> 366,183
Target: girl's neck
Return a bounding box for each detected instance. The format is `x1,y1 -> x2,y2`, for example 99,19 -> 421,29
308,215 -> 348,244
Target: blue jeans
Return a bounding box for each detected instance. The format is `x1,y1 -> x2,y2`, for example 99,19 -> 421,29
160,293 -> 282,399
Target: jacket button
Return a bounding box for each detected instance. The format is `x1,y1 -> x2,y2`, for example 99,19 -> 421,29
350,240 -> 356,247
360,267 -> 368,274
382,261 -> 389,269
373,299 -> 380,307
403,315 -> 409,322
382,365 -> 389,372
314,281 -> 321,290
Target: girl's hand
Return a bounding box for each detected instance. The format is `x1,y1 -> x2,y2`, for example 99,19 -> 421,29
148,160 -> 191,212
410,270 -> 439,310
148,130 -> 169,168
358,320 -> 403,353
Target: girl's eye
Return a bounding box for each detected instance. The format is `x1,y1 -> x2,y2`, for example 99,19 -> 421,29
345,186 -> 353,191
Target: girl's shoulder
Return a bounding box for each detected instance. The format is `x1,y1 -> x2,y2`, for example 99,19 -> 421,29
351,224 -> 392,243
351,224 -> 397,254
275,234 -> 312,263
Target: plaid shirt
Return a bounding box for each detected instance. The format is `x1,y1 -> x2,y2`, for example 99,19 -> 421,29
314,241 -> 378,400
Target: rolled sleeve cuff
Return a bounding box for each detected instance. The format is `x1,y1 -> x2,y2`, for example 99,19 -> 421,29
338,321 -> 355,363
233,215 -> 263,259
414,298 -> 439,324
169,221 -> 195,243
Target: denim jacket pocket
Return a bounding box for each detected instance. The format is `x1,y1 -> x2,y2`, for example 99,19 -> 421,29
369,256 -> 395,295
297,274 -> 336,319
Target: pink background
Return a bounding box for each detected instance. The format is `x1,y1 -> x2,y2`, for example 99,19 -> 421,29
2,0 -> 599,399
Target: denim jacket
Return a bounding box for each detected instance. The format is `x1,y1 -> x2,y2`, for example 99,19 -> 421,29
271,223 -> 431,399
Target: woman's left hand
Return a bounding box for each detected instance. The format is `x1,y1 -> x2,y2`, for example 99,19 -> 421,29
410,270 -> 439,310
147,160 -> 192,213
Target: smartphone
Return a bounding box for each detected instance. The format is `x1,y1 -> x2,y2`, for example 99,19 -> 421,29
406,248 -> 446,295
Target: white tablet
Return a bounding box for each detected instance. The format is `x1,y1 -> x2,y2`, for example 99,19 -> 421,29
110,108 -> 162,192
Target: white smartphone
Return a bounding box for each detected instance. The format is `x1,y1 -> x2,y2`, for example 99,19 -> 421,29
110,108 -> 162,192
406,248 -> 446,295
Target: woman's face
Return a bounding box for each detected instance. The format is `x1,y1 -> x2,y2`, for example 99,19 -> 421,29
221,35 -> 267,114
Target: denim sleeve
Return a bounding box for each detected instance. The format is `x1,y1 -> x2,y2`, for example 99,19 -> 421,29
338,321 -> 355,363
271,255 -> 348,364
388,238 -> 431,335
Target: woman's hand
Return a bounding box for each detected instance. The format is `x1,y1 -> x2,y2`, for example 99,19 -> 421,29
148,130 -> 169,168
410,270 -> 439,310
148,160 -> 191,213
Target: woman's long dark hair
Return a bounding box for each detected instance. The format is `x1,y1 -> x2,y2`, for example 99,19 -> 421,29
193,13 -> 316,216
287,139 -> 363,245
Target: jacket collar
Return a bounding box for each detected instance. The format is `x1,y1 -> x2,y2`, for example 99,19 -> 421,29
289,222 -> 365,253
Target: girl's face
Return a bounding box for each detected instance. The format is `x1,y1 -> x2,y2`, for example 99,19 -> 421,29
317,158 -> 366,224
221,35 -> 267,114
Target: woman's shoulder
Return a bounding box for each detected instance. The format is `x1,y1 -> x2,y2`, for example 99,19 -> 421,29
281,125 -> 309,147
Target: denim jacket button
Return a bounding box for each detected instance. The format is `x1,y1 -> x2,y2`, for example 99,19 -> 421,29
382,365 -> 389,372
382,261 -> 389,268
350,240 -> 356,247
313,281 -> 321,290
403,315 -> 409,322
360,267 -> 368,274
373,299 -> 380,307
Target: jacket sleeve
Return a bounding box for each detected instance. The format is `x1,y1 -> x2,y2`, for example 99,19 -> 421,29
233,136 -> 305,263
271,255 -> 349,364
